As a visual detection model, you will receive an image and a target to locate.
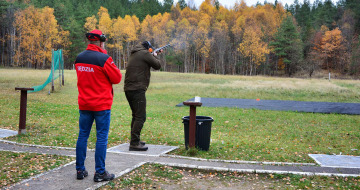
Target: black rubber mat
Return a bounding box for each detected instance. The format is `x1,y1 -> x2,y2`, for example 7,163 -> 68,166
177,98 -> 360,115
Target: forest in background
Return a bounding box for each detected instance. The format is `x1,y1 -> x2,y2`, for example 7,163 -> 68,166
0,0 -> 360,77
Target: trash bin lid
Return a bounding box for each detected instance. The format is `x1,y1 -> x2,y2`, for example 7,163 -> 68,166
182,116 -> 214,122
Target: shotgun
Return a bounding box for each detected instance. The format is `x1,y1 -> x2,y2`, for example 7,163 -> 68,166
152,44 -> 171,55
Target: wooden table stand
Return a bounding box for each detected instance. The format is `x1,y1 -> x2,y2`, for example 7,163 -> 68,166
183,97 -> 202,149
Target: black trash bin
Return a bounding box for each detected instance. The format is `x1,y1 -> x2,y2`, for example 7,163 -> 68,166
182,116 -> 214,151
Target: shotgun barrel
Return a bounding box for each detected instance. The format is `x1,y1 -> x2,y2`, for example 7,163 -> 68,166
153,44 -> 171,54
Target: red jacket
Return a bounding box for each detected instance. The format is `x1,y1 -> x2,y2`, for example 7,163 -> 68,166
75,44 -> 122,111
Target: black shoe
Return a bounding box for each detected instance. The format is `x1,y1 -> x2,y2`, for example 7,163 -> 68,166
94,170 -> 115,182
76,170 -> 88,180
140,141 -> 146,146
129,143 -> 148,151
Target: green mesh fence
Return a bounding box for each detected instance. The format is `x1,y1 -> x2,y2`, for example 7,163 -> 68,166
29,49 -> 64,93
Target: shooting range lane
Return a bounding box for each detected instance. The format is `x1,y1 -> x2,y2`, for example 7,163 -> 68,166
309,154 -> 360,168
176,98 -> 360,115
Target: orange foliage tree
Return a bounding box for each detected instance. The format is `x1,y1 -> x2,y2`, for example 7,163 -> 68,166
320,27 -> 346,73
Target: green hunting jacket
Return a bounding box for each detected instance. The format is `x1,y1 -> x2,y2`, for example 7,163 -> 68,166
124,44 -> 161,92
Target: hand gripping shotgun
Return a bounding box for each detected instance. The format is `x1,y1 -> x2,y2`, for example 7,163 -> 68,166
152,44 -> 171,55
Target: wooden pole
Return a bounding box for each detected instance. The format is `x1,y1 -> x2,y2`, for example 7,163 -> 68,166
15,87 -> 34,134
58,50 -> 61,88
51,49 -> 55,92
188,105 -> 197,148
61,50 -> 64,86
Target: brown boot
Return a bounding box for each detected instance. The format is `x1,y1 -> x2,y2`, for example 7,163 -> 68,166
129,143 -> 148,151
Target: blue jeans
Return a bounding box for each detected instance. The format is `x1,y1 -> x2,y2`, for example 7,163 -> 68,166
76,110 -> 111,174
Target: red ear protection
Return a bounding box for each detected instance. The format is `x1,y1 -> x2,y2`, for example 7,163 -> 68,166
148,48 -> 153,53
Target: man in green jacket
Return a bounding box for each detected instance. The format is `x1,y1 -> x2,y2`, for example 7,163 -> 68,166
124,41 -> 162,151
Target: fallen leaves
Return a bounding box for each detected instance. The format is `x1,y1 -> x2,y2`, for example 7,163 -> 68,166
0,151 -> 74,189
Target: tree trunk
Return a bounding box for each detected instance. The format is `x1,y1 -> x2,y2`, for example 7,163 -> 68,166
249,55 -> 253,76
184,44 -> 188,73
118,40 -> 122,69
10,27 -> 16,66
1,29 -> 5,66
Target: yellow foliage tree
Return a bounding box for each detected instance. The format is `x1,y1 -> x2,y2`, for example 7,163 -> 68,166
194,15 -> 211,73
172,18 -> 194,72
122,15 -> 139,68
14,6 -> 70,68
213,20 -> 229,74
84,15 -> 97,32
111,16 -> 124,68
139,15 -> 153,42
239,24 -> 269,75
98,6 -> 112,36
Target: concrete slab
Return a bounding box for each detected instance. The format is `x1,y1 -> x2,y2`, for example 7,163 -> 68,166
309,154 -> 360,168
0,129 -> 17,138
108,143 -> 178,156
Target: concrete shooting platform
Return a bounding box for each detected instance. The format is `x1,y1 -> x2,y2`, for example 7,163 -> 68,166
309,154 -> 360,168
0,128 -> 18,138
108,143 -> 178,156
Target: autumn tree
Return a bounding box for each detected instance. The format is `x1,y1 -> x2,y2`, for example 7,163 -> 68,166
122,15 -> 139,68
14,6 -> 70,68
172,17 -> 194,72
320,27 -> 346,74
84,15 -> 97,32
194,14 -> 211,73
239,24 -> 269,75
98,7 -> 112,41
110,16 -> 124,68
212,20 -> 230,74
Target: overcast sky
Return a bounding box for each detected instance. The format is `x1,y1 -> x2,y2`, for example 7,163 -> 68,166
164,0 -> 341,8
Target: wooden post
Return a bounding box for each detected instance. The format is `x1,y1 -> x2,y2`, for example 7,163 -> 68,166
61,50 -> 64,86
15,87 -> 34,135
58,50 -> 61,88
183,97 -> 202,149
51,49 -> 55,92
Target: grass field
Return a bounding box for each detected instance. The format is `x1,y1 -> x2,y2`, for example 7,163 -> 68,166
1,68 -> 359,163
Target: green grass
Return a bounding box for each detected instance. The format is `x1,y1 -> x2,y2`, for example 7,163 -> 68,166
1,68 -> 360,163
98,164 -> 360,190
0,151 -> 74,188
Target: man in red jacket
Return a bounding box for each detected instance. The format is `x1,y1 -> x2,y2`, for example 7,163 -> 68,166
75,29 -> 122,182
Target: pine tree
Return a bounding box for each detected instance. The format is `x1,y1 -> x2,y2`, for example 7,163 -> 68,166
178,0 -> 187,9
343,0 -> 360,33
270,15 -> 303,76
